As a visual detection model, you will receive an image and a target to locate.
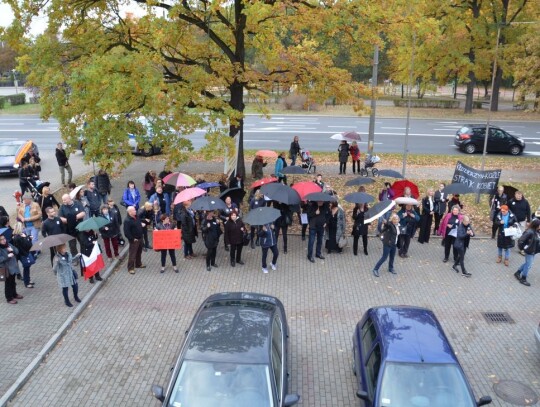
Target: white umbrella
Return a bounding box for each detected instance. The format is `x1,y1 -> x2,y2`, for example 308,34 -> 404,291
330,131 -> 362,141
394,197 -> 419,206
69,184 -> 85,199
363,200 -> 396,224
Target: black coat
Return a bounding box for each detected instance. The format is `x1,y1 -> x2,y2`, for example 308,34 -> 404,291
518,229 -> 540,255
12,233 -> 33,258
55,148 -> 69,166
224,219 -> 245,245
508,198 -> 531,222
307,202 -> 330,228
496,212 -> 517,249
123,215 -> 144,242
99,212 -> 121,239
42,217 -> 64,237
433,190 -> 447,216
381,222 -> 399,247
37,194 -> 60,219
202,217 -> 222,249
453,222 -> 473,250
178,206 -> 197,244
95,173 -> 111,195
352,205 -> 368,236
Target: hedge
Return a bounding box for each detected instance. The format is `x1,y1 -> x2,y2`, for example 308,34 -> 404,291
5,93 -> 26,105
0,97 -> 5,109
393,99 -> 460,109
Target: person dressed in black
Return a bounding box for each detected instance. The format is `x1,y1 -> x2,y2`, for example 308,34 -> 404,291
248,190 -> 265,248
352,203 -> 369,256
42,206 -> 65,265
224,212 -> 245,267
337,140 -> 350,174
447,194 -> 463,212
12,222 -> 35,288
175,200 -> 197,259
453,215 -> 474,277
137,202 -> 153,251
37,185 -> 60,220
58,193 -> 86,256
155,215 -> 178,273
219,197 -> 238,252
84,179 -> 102,218
440,205 -> 462,263
274,202 -> 292,254
418,188 -> 435,244
307,200 -> 330,263
94,169 -> 111,204
79,230 -> 102,283
490,186 -> 507,239
397,204 -> 420,258
202,211 -> 222,271
372,214 -> 400,277
99,204 -> 121,260
0,230 -> 22,305
289,136 -> 301,166
55,142 -> 72,186
433,183 -> 447,235
123,206 -> 145,274
18,160 -> 33,196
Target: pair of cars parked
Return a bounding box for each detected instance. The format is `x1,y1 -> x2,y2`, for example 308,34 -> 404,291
152,293 -> 492,406
0,140 -> 38,175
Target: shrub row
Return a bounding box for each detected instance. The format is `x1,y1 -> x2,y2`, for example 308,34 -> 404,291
4,93 -> 26,105
0,97 -> 5,109
393,99 -> 460,109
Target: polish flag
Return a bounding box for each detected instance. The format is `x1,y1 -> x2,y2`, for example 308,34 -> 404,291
82,243 -> 105,280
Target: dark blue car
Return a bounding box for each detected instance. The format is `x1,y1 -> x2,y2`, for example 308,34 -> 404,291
352,306 -> 492,407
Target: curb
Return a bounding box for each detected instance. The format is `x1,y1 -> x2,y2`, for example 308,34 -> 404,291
0,245 -> 129,407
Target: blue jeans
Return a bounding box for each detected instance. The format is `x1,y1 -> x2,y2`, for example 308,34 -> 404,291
307,226 -> 324,259
24,226 -> 39,247
262,245 -> 279,268
518,254 -> 535,278
374,244 -> 396,272
498,247 -> 510,259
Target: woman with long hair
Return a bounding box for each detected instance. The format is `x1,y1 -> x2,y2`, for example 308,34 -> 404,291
438,205 -> 463,264
352,203 -> 369,256
515,219 -> 540,286
12,222 -> 35,288
155,215 -> 179,273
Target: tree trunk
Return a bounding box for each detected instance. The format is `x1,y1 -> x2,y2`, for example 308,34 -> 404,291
464,50 -> 476,114
229,81 -> 245,178
491,65 -> 503,112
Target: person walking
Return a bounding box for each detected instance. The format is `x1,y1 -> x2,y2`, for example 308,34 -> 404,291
274,202 -> 292,254
122,180 -> 141,211
155,215 -> 179,273
123,206 -> 145,275
95,169 -> 112,204
12,222 -> 35,288
349,141 -> 361,174
352,203 -> 369,256
258,222 -> 278,274
84,179 -> 102,218
508,190 -> 531,252
55,142 -> 72,187
377,182 -> 395,235
1,231 -> 23,304
251,155 -> 267,180
372,214 -> 400,277
17,193 -> 42,251
337,140 -> 350,174
490,186 -> 507,239
58,193 -> 86,256
325,201 -> 346,254
289,136 -> 301,166
52,244 -> 81,307
418,188 -> 435,244
438,205 -> 463,264
202,211 -> 222,271
99,204 -> 120,260
397,204 -> 420,258
275,152 -> 288,185
515,219 -> 540,286
224,212 -> 245,267
175,200 -> 197,259
18,160 -> 33,197
495,205 -> 517,266
452,215 -> 474,277
433,183 -> 447,235
307,200 -> 329,263
248,190 -> 265,248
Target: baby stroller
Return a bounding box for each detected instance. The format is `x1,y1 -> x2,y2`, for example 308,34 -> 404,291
360,154 -> 381,177
299,149 -> 316,174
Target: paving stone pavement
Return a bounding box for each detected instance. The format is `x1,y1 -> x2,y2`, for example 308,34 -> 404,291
1,157 -> 539,406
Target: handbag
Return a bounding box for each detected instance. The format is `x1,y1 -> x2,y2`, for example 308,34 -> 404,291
243,232 -> 251,246
338,236 -> 348,249
0,266 -> 8,283
504,227 -> 518,237
119,198 -> 128,208
20,253 -> 36,267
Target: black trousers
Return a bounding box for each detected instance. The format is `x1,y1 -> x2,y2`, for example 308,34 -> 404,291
160,249 -> 177,266
453,247 -> 468,272
262,245 -> 279,268
339,162 -> 347,174
142,227 -> 150,248
206,247 -> 217,266
418,214 -> 433,243
352,160 -> 360,173
275,223 -> 289,251
444,236 -> 458,261
5,273 -> 18,301
230,243 -> 243,262
353,234 -> 368,255
399,235 -> 411,255
433,212 -> 443,234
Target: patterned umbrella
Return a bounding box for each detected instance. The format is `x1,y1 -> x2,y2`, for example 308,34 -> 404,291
163,172 -> 196,187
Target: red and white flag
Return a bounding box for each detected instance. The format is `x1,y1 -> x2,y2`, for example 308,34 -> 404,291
82,243 -> 105,280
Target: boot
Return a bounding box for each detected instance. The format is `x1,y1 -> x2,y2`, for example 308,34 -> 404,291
364,248 -> 368,256
250,239 -> 255,249
94,272 -> 103,281
89,277 -> 94,284
514,270 -> 521,280
73,284 -> 81,303
62,287 -> 73,307
496,256 -> 502,263
520,277 -> 531,286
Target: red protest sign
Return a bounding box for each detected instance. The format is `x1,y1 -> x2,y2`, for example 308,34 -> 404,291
152,229 -> 182,250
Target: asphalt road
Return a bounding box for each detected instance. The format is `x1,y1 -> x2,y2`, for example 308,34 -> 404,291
1,114 -> 539,156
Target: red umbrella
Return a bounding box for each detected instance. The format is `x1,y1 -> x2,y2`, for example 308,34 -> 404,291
291,181 -> 322,201
250,177 -> 278,189
256,150 -> 278,158
391,180 -> 420,199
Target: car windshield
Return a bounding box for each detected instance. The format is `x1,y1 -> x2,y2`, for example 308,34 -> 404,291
168,360 -> 274,407
379,362 -> 475,407
0,144 -> 19,156
457,126 -> 472,134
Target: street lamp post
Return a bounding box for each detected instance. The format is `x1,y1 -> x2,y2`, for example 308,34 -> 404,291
401,32 -> 416,178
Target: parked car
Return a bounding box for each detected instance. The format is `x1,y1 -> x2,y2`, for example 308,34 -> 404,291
454,124 -> 526,155
352,305 -> 492,407
0,140 -> 38,175
152,292 -> 300,407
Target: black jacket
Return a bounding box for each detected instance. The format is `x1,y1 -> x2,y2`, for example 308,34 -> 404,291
123,215 -> 144,242
307,202 -> 330,228
177,206 -> 197,244
12,233 -> 33,258
37,194 -> 60,219
42,217 -> 65,237
518,229 -> 540,255
55,148 -> 69,166
95,173 -> 111,195
381,222 -> 399,247
84,189 -> 102,212
352,205 -> 369,236
224,218 -> 245,245
508,198 -> 531,222
202,217 -> 222,249
99,212 -> 121,239
496,211 -> 517,249
453,222 -> 474,250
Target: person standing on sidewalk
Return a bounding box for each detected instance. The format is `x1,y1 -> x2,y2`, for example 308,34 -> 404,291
372,214 -> 400,277
307,200 -> 329,263
123,206 -> 145,275
433,183 -> 447,235
438,205 -> 462,264
377,182 -> 395,235
515,219 -> 540,286
59,194 -> 86,257
95,169 -> 112,204
52,244 -> 81,307
289,136 -> 301,166
55,142 -> 72,187
42,207 -> 65,266
259,222 -> 278,274
418,188 -> 435,244
202,211 -> 222,271
490,186 -> 507,239
12,222 -> 36,288
495,205 -> 517,267
452,215 -> 474,277
508,191 -> 531,251
155,215 -> 179,273
99,204 -> 120,261
248,190 -> 265,248
337,140 -> 349,174
224,212 -> 245,267
397,204 -> 420,258
17,193 -> 42,252
352,203 -> 369,256
174,200 -> 197,259
84,179 -> 102,218
349,141 -> 361,174
1,231 -> 23,304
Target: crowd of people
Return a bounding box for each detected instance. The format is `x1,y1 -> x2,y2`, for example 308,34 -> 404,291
2,138 -> 540,307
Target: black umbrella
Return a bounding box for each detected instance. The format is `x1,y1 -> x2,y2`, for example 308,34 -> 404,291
191,196 -> 227,211
377,169 -> 404,179
305,192 -> 337,202
219,187 -> 246,203
282,166 -> 307,175
243,207 -> 281,226
30,233 -> 75,251
443,183 -> 475,195
36,182 -> 51,194
345,177 -> 375,187
363,201 -> 396,224
260,183 -> 301,205
344,192 -> 375,204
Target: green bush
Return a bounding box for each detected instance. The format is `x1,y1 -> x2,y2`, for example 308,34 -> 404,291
5,93 -> 26,105
0,97 -> 5,109
393,99 -> 460,109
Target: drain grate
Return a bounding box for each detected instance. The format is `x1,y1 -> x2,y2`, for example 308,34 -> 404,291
494,380 -> 538,405
482,312 -> 515,324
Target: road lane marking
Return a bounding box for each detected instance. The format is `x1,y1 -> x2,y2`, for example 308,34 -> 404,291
0,129 -> 59,132
381,127 -> 406,130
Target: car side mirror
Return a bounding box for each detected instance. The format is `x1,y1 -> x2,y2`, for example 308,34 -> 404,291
283,394 -> 300,406
477,396 -> 492,406
151,385 -> 165,402
356,390 -> 370,402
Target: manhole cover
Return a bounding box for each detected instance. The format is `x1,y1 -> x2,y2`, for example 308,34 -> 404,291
482,311 -> 515,324
493,380 -> 538,405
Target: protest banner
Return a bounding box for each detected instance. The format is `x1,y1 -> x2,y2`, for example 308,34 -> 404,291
153,229 -> 182,250
452,161 -> 501,195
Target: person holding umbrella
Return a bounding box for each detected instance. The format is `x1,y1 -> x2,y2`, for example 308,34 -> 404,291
1,230 -> 22,304
352,203 -> 369,256
224,212 -> 246,267
155,215 -> 179,273
52,244 -> 81,307
202,211 -> 222,271
274,202 -> 292,254
307,200 -> 330,263
99,204 -> 120,261
289,136 -> 301,166
338,140 -> 350,175
251,155 -> 267,180
275,152 -> 288,185
418,188 -> 435,244
372,214 -> 400,277
258,222 -> 278,274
